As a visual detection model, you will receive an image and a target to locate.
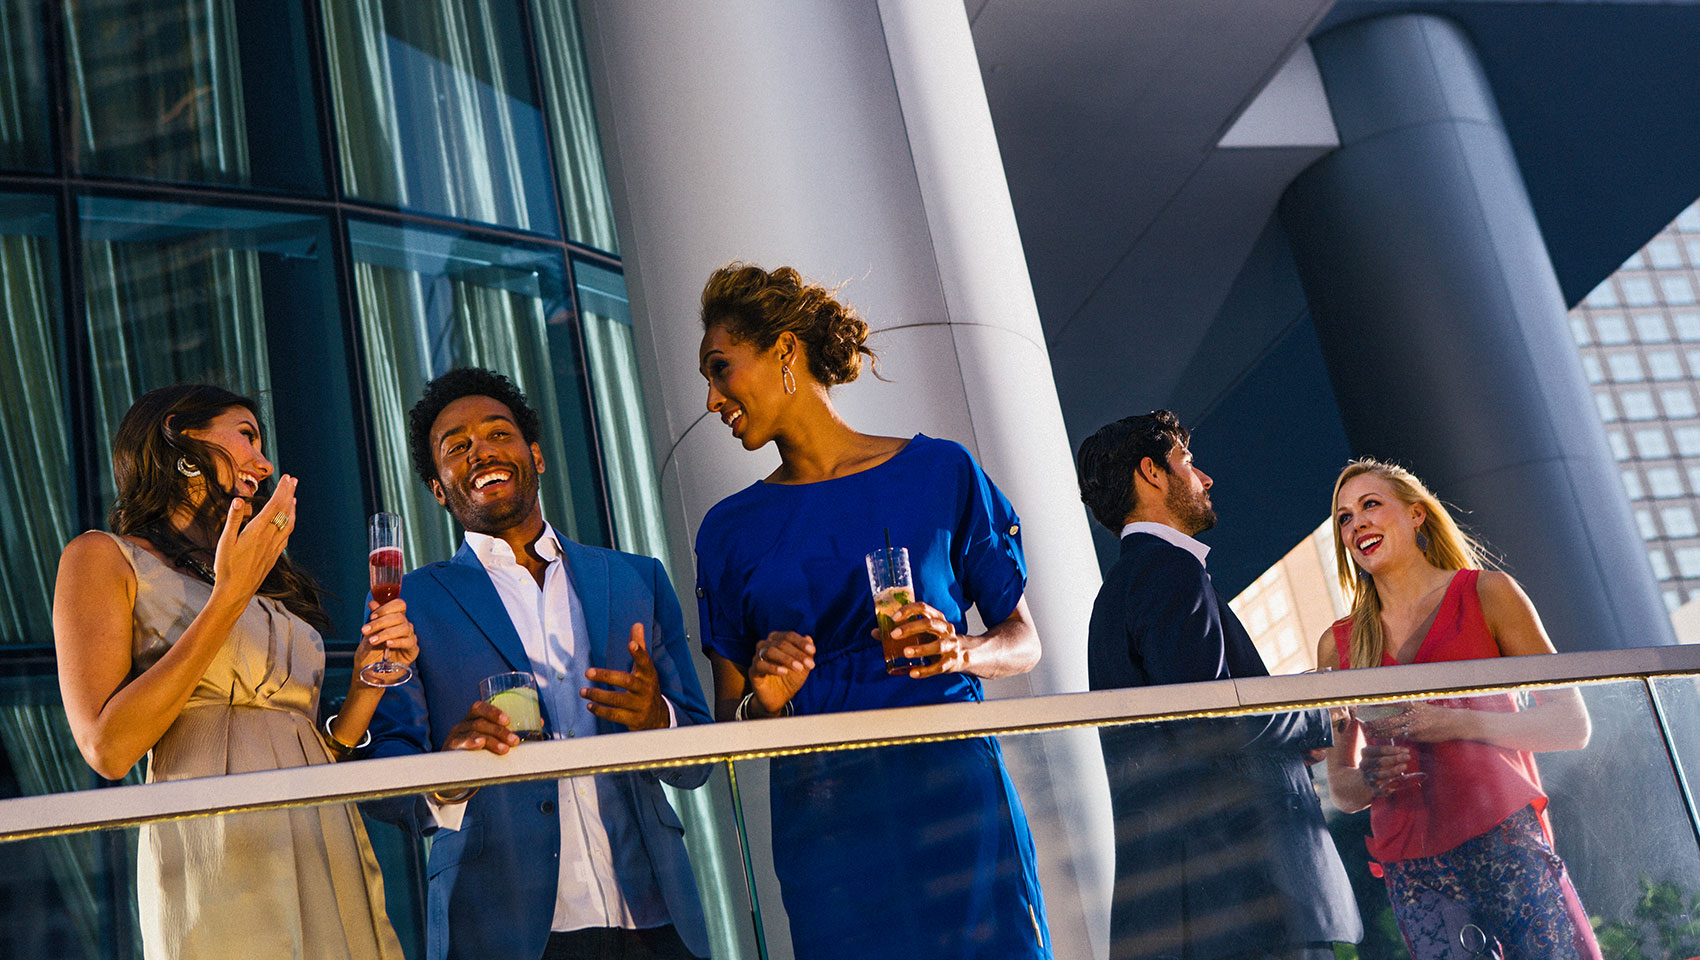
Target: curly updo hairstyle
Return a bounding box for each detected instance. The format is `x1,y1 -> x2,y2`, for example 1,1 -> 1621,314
699,263 -> 878,386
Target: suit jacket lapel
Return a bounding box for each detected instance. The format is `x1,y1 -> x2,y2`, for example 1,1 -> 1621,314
561,539 -> 611,670
431,542 -> 533,673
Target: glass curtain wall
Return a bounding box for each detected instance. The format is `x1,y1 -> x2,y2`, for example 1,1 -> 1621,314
322,0 -> 558,234
532,0 -> 619,253
0,0 -> 50,171
348,218 -> 600,565
63,0 -> 323,190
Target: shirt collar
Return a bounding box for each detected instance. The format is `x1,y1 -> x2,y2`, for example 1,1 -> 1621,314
465,522 -> 563,569
1121,520 -> 1210,568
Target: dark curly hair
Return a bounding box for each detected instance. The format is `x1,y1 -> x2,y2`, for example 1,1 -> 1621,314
407,368 -> 542,486
700,262 -> 879,385
1075,410 -> 1191,531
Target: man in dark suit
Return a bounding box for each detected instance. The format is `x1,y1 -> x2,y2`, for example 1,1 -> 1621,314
368,368 -> 712,960
1075,411 -> 1360,960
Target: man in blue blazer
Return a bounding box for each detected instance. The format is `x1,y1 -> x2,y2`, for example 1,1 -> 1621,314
1075,411 -> 1360,960
367,368 -> 712,960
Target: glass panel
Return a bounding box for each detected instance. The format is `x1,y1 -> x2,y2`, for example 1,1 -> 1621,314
323,0 -> 558,234
65,0 -> 324,191
78,197 -> 367,637
574,261 -> 665,560
0,194 -> 69,647
532,0 -> 620,253
347,218 -> 599,567
0,0 -> 50,171
0,752 -> 755,958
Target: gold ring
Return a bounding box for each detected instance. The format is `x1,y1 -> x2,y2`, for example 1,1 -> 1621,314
272,511 -> 288,530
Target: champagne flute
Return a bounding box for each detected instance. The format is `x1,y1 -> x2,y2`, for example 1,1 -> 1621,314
360,512 -> 412,687
1355,701 -> 1426,791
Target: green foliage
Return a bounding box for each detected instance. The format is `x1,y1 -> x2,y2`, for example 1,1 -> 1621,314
1593,876 -> 1700,960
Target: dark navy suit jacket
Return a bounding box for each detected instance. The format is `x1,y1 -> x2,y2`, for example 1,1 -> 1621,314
366,539 -> 712,960
1087,531 -> 1361,960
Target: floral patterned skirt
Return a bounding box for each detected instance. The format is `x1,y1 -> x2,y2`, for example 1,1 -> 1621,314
1381,806 -> 1601,960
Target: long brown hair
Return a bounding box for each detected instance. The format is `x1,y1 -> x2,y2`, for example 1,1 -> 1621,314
1331,459 -> 1491,669
110,384 -> 330,633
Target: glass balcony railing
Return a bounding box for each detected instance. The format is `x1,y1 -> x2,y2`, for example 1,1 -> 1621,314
2,646 -> 1698,960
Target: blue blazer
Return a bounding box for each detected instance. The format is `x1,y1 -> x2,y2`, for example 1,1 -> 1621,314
1087,532 -> 1361,960
365,539 -> 713,960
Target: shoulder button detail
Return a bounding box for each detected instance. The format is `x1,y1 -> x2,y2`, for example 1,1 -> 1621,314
1008,524 -> 1020,537
695,587 -> 705,597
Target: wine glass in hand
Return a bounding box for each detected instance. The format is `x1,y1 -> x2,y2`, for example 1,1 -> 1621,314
360,512 -> 412,687
1356,702 -> 1426,792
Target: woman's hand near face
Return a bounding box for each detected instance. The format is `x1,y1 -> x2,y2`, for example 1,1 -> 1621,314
749,630 -> 816,715
210,475 -> 298,604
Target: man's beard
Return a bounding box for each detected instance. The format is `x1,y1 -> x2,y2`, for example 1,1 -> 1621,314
1167,483 -> 1217,537
443,465 -> 541,534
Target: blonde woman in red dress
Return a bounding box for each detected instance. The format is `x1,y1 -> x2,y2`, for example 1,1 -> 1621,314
1318,459 -> 1601,960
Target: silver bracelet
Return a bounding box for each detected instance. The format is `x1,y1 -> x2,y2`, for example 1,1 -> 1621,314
322,714 -> 372,758
734,692 -> 793,720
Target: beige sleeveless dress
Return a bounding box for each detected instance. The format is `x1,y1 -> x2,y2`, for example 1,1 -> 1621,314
102,533 -> 404,960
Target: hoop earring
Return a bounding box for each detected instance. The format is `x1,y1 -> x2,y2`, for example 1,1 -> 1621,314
1415,528 -> 1431,553
176,456 -> 202,479
782,365 -> 797,396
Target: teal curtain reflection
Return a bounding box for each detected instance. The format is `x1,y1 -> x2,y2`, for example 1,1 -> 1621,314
79,198 -> 279,510
349,220 -> 587,567
64,0 -> 323,189
0,195 -> 70,646
532,0 -> 619,253
323,0 -> 558,234
0,0 -> 50,171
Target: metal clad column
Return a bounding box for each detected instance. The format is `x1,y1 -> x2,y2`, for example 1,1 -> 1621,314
1281,13 -> 1673,651
576,2 -> 1111,957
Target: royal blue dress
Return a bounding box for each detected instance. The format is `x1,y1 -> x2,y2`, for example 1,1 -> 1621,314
695,435 -> 1052,960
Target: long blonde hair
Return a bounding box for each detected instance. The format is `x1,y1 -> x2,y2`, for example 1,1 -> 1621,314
1331,459 -> 1491,669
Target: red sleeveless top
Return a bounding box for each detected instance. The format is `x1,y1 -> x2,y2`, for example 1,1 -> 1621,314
1331,569 -> 1549,863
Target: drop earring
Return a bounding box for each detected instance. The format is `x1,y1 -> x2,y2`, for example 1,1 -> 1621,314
1415,528 -> 1431,553
782,365 -> 797,395
176,456 -> 202,478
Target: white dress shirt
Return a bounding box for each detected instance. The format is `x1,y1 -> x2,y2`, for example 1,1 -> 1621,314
429,523 -> 673,933
1121,520 -> 1211,568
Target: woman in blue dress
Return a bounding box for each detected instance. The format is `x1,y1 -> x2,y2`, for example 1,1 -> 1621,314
692,263 -> 1054,960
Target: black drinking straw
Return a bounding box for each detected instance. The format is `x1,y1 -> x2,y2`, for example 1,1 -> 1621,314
884,528 -> 895,583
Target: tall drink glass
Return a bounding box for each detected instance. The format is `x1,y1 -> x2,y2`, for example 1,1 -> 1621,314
865,546 -> 935,675
360,512 -> 412,687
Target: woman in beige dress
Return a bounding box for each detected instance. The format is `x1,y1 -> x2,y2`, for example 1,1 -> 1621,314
52,384 -> 415,960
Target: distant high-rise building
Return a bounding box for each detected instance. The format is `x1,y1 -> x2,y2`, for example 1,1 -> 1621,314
1570,201 -> 1700,615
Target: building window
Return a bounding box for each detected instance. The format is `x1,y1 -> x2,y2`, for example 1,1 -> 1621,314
1635,313 -> 1672,342
1648,351 -> 1684,380
1597,392 -> 1619,422
1662,275 -> 1698,306
1584,282 -> 1619,309
1622,391 -> 1658,420
1623,470 -> 1645,499
1688,466 -> 1700,495
1676,547 -> 1700,579
1622,276 -> 1659,306
1607,431 -> 1631,460
1581,355 -> 1605,383
1676,427 -> 1700,457
1648,240 -> 1684,269
1651,550 -> 1674,581
1623,251 -> 1647,270
1636,508 -> 1658,539
1595,314 -> 1631,344
1680,206 -> 1700,231
1608,353 -> 1645,382
1665,590 -> 1683,613
1647,467 -> 1685,498
1570,318 -> 1592,346
1687,240 -> 1700,266
1662,506 -> 1699,538
1677,312 -> 1700,342
1635,429 -> 1672,459
1663,388 -> 1698,419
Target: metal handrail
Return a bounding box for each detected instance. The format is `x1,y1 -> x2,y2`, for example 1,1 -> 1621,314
2,644 -> 1696,843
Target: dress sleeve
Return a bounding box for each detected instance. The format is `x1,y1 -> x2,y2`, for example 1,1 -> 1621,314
954,446 -> 1027,627
694,517 -> 755,667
